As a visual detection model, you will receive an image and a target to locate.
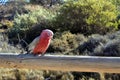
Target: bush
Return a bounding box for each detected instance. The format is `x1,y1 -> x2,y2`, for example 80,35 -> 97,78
0,20 -> 13,28
30,0 -> 65,6
8,5 -> 55,41
53,0 -> 118,35
49,31 -> 86,54
43,71 -> 74,80
76,31 -> 120,56
109,0 -> 120,9
0,1 -> 29,21
76,34 -> 108,55
93,39 -> 120,56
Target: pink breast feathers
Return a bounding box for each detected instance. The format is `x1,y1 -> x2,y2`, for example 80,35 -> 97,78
32,29 -> 53,55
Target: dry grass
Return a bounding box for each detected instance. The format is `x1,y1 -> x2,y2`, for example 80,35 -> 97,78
0,68 -> 44,80
0,33 -> 22,53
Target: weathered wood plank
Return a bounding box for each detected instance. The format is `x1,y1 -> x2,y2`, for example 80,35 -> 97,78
0,53 -> 120,73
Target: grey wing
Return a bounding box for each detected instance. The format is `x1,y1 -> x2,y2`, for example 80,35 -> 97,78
28,36 -> 40,53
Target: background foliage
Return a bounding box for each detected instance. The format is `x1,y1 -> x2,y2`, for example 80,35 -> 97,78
8,5 -> 56,44
0,0 -> 120,80
53,0 -> 118,34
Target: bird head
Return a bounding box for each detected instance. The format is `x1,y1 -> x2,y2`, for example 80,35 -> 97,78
41,29 -> 54,39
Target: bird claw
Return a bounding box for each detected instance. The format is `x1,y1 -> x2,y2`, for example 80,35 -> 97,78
37,53 -> 45,56
25,51 -> 45,57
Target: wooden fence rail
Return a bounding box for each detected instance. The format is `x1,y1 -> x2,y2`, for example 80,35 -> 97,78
0,53 -> 120,73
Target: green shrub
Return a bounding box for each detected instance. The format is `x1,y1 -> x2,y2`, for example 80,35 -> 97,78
109,0 -> 120,10
30,0 -> 66,5
1,20 -> 14,28
8,5 -> 55,40
53,0 -> 118,35
0,1 -> 29,19
49,31 -> 86,54
76,31 -> 120,56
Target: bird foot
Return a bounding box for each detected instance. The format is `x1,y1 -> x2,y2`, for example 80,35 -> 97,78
38,53 -> 45,56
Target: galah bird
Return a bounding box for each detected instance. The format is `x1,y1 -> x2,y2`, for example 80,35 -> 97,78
28,29 -> 53,55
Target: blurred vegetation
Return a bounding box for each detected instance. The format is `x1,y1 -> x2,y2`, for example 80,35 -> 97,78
0,68 -> 120,80
109,0 -> 120,8
0,20 -> 13,28
76,32 -> 120,56
29,0 -> 65,6
8,4 -> 56,44
0,68 -> 102,80
49,31 -> 86,55
0,1 -> 29,19
53,0 -> 118,34
0,0 -> 120,80
7,0 -> 120,44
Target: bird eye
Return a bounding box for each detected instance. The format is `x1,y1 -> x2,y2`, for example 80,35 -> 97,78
47,32 -> 51,36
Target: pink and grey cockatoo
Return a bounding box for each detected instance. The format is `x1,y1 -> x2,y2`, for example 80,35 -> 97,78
28,29 -> 53,55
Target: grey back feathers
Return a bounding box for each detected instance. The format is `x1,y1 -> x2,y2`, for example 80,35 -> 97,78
28,36 -> 40,53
